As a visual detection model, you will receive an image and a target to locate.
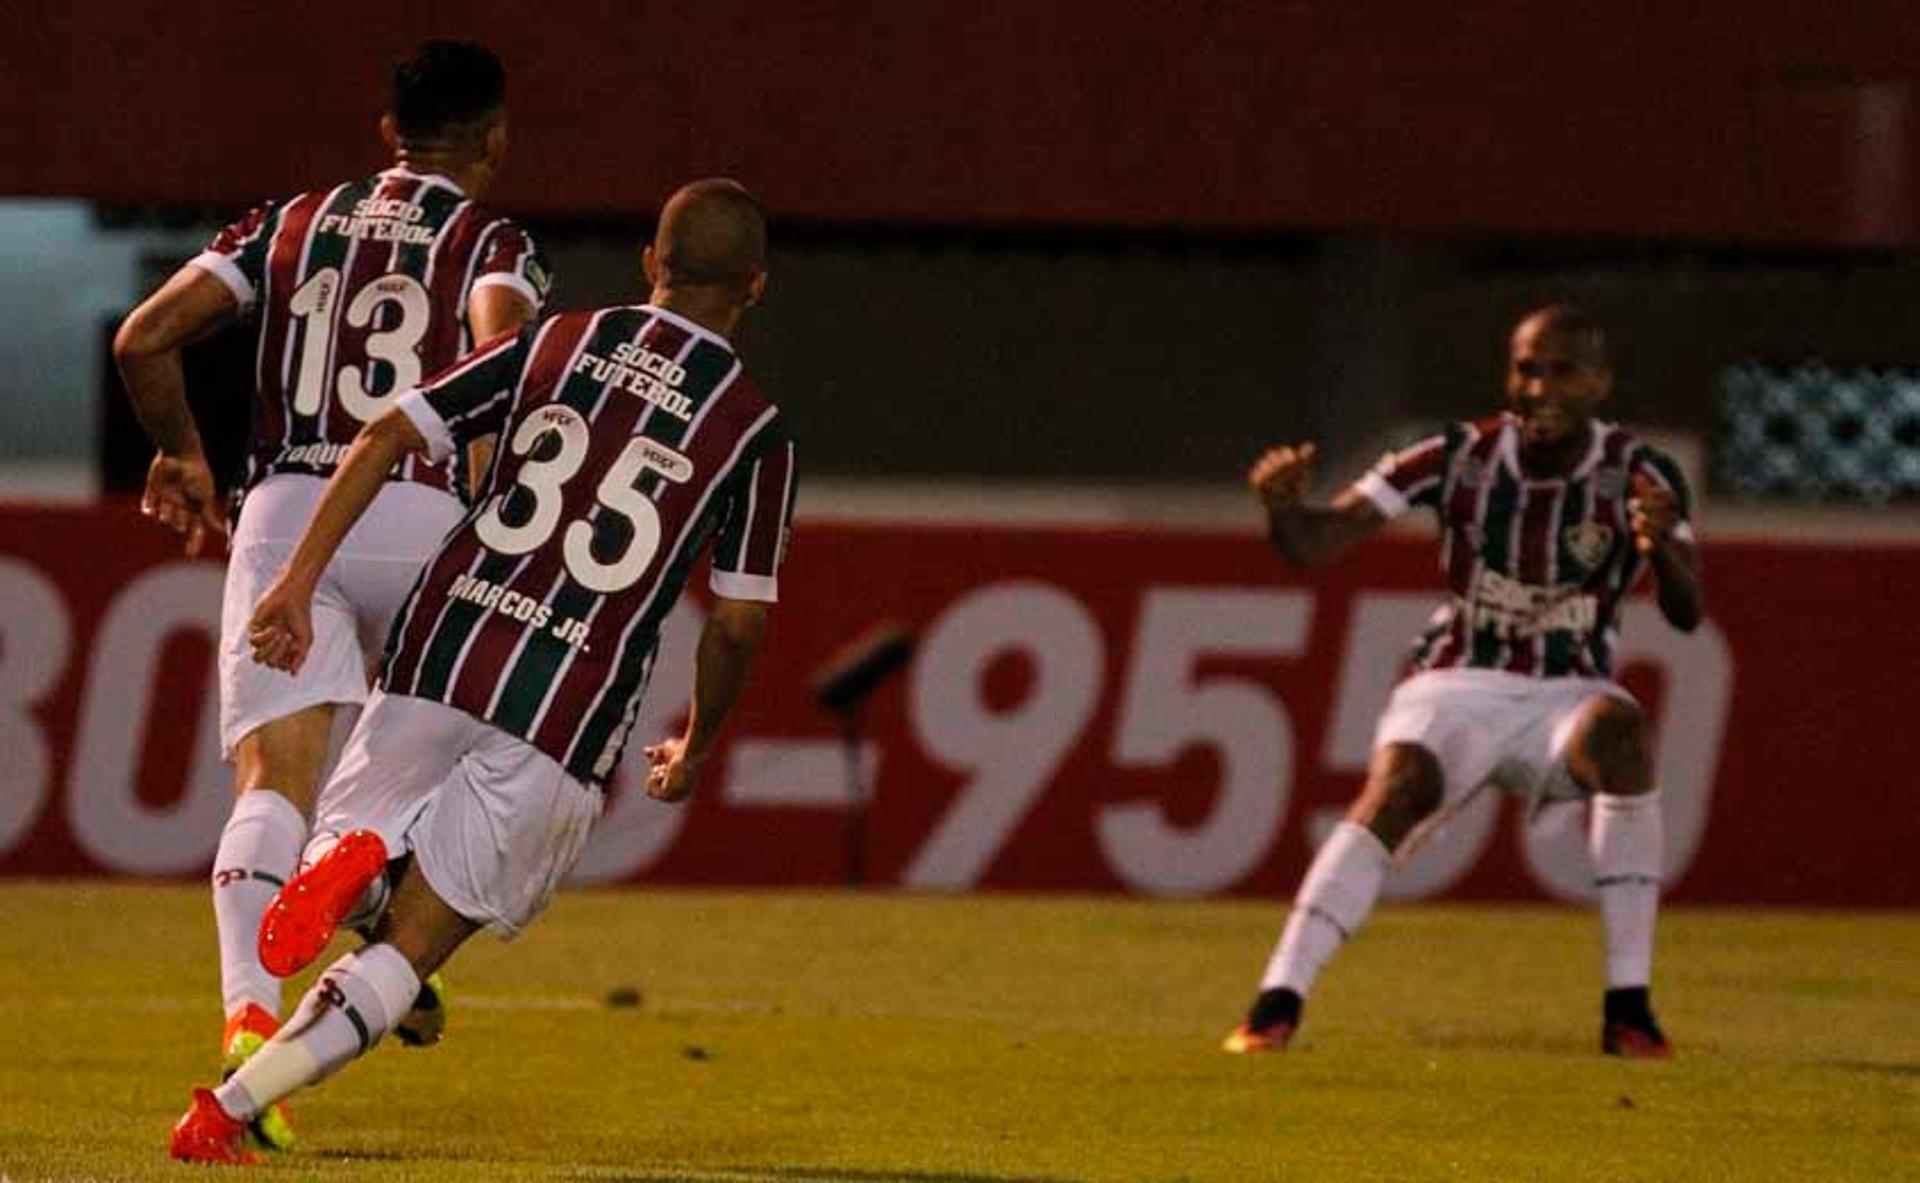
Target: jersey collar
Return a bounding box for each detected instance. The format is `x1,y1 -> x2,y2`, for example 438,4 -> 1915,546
1498,413 -> 1614,482
639,304 -> 733,352
378,165 -> 467,198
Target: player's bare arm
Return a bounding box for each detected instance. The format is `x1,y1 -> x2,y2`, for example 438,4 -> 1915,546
1248,442 -> 1388,568
247,409 -> 431,674
468,284 -> 534,344
646,598 -> 772,803
113,267 -> 243,556
460,285 -> 535,498
1628,473 -> 1704,632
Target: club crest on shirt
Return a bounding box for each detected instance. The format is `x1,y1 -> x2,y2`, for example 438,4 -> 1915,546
1562,522 -> 1614,571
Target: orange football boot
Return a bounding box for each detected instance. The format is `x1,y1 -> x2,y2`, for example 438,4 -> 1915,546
1221,1020 -> 1296,1053
258,830 -> 388,978
169,1088 -> 260,1165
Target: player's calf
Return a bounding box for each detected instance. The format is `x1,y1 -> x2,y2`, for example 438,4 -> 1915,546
1349,743 -> 1445,850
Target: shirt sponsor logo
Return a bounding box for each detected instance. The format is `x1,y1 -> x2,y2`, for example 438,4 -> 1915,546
636,440 -> 693,483
1468,569 -> 1598,638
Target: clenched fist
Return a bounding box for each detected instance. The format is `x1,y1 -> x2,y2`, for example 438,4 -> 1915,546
248,576 -> 314,674
1248,442 -> 1318,510
1628,472 -> 1681,555
643,736 -> 702,803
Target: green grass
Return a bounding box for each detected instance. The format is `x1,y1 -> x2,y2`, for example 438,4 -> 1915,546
0,883 -> 1915,1181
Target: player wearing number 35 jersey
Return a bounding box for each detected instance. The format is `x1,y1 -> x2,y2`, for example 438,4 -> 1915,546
168,180 -> 791,1161
377,298 -> 793,783
121,43 -> 546,1163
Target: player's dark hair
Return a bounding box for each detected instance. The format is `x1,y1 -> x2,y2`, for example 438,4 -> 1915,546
390,41 -> 506,139
1522,304 -> 1608,367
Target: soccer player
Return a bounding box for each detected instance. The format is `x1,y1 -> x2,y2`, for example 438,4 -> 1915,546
167,178 -> 795,1164
115,40 -> 548,1150
1222,305 -> 1703,1059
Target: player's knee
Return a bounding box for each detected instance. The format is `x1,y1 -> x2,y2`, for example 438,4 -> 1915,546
232,707 -> 337,804
1383,754 -> 1445,819
1574,696 -> 1652,795
1357,743 -> 1444,836
233,760 -> 323,811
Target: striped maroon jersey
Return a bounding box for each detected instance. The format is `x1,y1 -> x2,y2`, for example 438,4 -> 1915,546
191,167 -> 551,500
1352,414 -> 1696,679
383,305 -> 796,785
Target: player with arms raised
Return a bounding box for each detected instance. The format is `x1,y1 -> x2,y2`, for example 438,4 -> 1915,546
168,179 -> 794,1163
1222,305 -> 1703,1059
116,40 -> 547,1151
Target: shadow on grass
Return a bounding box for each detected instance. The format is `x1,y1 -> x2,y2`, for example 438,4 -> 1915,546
1408,1026 -> 1584,1056
1827,1059 -> 1920,1078
576,1168 -> 1085,1183
308,1148 -> 416,1162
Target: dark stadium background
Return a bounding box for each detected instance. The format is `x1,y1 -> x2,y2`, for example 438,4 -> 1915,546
8,3 -> 1919,489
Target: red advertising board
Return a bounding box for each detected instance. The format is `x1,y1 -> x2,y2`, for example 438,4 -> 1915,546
0,504 -> 1913,907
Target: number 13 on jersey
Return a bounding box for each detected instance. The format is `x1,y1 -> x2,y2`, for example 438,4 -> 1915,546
287,267 -> 432,422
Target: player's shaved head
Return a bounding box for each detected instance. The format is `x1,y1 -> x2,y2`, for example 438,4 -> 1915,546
653,179 -> 767,293
1514,304 -> 1608,369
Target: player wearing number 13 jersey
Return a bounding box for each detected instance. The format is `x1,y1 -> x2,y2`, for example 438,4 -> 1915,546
120,43 -> 546,1163
1222,306 -> 1705,1063
201,149 -> 546,499
168,181 -> 791,1160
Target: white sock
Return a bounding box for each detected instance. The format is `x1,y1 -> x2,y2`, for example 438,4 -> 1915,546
1591,791 -> 1664,988
215,943 -> 420,1120
212,790 -> 307,1021
1259,821 -> 1390,995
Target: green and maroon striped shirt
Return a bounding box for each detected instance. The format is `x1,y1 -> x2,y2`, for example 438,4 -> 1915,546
1353,414 -> 1695,679
192,167 -> 550,500
385,305 -> 796,785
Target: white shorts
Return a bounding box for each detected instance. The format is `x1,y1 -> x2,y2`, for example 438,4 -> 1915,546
1373,668 -> 1635,805
311,689 -> 602,938
219,474 -> 464,756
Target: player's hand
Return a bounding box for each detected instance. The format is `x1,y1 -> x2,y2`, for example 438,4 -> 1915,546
141,451 -> 227,557
247,575 -> 316,674
1628,473 -> 1680,555
643,737 -> 703,803
1248,442 -> 1317,510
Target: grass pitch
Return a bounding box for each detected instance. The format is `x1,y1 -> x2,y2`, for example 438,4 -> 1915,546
0,884 -> 1914,1182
